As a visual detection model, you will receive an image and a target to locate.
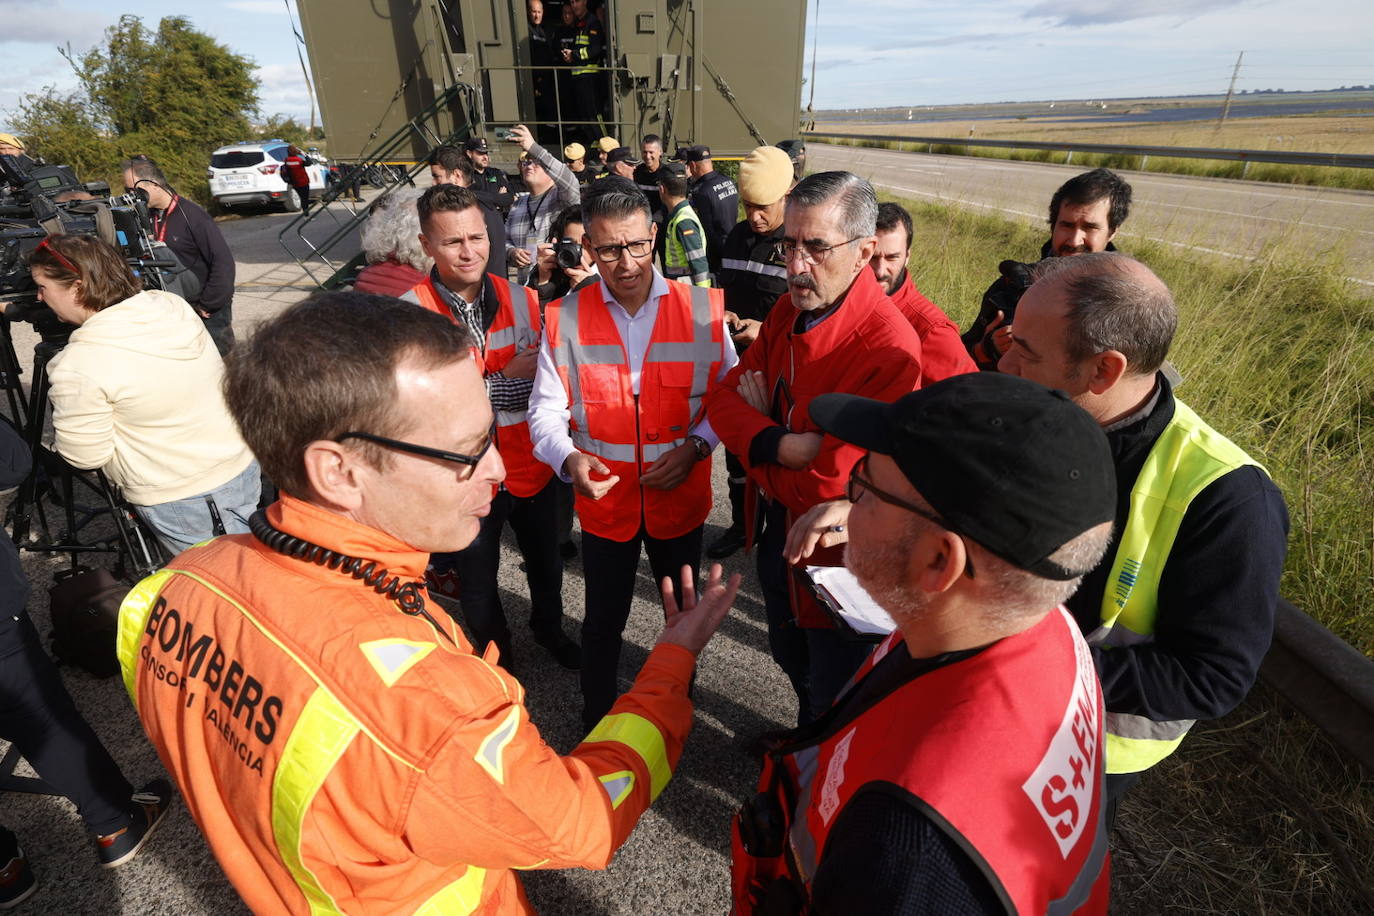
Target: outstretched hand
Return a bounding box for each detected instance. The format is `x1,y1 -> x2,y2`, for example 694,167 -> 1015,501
656,563 -> 741,656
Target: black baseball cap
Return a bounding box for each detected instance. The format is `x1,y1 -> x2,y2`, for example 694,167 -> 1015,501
606,147 -> 642,166
810,373 -> 1115,580
659,160 -> 687,179
681,144 -> 711,162
464,137 -> 490,153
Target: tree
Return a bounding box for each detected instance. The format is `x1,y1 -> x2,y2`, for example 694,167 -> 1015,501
5,15 -> 260,205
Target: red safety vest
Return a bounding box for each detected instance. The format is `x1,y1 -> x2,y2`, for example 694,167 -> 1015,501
410,276 -> 553,498
732,608 -> 1111,915
544,281 -> 724,542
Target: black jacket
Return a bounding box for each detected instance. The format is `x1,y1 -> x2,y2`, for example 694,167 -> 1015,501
1066,375 -> 1289,723
155,195 -> 235,315
0,420 -> 32,619
688,169 -> 739,273
718,219 -> 787,323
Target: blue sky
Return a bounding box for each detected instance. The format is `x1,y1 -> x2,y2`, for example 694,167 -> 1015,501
2,0 -> 1371,130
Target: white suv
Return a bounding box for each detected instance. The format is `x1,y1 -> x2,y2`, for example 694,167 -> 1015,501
207,140 -> 327,211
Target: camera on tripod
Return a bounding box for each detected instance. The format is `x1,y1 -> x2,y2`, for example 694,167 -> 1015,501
1,153 -> 194,342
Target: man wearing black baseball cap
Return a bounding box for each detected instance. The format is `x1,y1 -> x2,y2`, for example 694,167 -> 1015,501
682,145 -> 738,277
732,372 -> 1115,914
462,137 -> 512,211
604,147 -> 640,179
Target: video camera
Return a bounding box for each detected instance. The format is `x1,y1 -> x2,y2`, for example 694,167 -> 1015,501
0,154 -> 189,343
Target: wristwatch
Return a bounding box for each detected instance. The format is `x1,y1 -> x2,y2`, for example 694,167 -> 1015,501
688,435 -> 711,461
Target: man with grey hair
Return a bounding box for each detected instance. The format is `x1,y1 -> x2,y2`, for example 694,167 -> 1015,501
529,178 -> 739,728
707,171 -> 926,724
999,251 -> 1288,821
733,372 -> 1115,913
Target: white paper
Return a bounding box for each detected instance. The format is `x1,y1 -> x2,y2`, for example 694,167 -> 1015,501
805,566 -> 897,636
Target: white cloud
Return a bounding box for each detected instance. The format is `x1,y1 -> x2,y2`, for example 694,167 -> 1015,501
254,63 -> 316,122
0,3 -> 109,46
1021,0 -> 1250,28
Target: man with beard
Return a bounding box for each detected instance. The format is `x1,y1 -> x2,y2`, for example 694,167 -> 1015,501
707,171 -> 924,725
870,202 -> 976,385
731,372 -> 1115,914
962,168 -> 1132,369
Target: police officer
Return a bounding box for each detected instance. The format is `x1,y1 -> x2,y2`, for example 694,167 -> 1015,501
658,161 -> 709,287
463,137 -> 514,214
682,145 -> 739,276
706,145 -> 793,559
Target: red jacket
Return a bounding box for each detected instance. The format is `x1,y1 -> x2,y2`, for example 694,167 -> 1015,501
354,259 -> 428,298
732,609 -> 1110,915
888,272 -> 978,386
706,269 -> 923,626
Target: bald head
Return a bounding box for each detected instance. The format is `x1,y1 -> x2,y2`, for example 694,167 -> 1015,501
1031,252 -> 1176,376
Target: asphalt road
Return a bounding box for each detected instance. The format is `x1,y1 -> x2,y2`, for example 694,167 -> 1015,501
808,142 -> 1374,286
0,204 -> 792,915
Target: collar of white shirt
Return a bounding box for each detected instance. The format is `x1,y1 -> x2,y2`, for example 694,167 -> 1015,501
597,270 -> 670,319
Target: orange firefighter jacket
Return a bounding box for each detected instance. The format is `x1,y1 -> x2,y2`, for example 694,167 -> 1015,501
116,494 -> 697,914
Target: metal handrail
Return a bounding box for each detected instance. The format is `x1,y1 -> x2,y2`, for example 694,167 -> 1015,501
276,82 -> 481,286
804,131 -> 1374,172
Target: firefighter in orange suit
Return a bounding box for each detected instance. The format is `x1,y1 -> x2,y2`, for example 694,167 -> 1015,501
528,178 -> 739,730
732,374 -> 1116,914
115,292 -> 740,914
403,183 -> 580,673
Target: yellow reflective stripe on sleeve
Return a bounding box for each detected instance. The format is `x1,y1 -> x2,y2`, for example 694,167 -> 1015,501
597,770 -> 636,809
271,687 -> 361,916
413,866 -> 486,916
582,713 -> 671,802
115,569 -> 175,704
474,706 -> 522,785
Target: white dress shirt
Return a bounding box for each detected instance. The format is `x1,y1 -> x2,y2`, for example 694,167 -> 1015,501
528,271 -> 739,479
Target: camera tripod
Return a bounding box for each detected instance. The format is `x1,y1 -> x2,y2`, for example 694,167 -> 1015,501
1,316 -> 164,580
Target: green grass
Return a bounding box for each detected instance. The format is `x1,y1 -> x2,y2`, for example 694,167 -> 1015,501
892,194 -> 1374,656
823,136 -> 1374,192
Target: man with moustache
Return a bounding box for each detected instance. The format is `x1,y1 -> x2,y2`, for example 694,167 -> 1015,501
708,145 -> 794,560
402,183 -> 581,672
117,290 -> 740,913
963,168 -> 1132,369
869,202 -> 976,385
707,171 -> 925,724
529,178 -> 739,729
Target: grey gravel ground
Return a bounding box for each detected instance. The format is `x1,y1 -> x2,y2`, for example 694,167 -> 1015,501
0,199 -> 796,914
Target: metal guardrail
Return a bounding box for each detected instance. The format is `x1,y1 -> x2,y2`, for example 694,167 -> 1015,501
1261,599 -> 1374,772
804,131 -> 1374,175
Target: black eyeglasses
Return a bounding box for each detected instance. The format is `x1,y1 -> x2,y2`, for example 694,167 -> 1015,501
774,236 -> 864,266
337,429 -> 494,478
847,457 -> 975,578
591,239 -> 654,263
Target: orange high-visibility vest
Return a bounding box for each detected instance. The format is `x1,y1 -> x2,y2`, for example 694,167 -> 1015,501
410,275 -> 553,498
544,281 -> 724,542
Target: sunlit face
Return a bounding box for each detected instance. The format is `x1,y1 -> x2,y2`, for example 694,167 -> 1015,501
870,227 -> 910,296
844,453 -> 925,617
641,141 -> 662,171
584,212 -> 656,304
122,170 -> 172,209
998,277 -> 1094,405
30,268 -> 89,325
1051,198 -> 1115,257
520,157 -> 551,193
352,357 -> 504,552
430,164 -> 463,187
466,149 -> 490,170
744,198 -> 785,235
781,201 -> 875,312
0,143 -> 23,157
419,206 -> 490,291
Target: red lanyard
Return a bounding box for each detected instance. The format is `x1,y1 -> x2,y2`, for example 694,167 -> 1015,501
153,195 -> 179,243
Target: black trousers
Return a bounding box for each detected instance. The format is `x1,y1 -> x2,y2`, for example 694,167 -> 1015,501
451,478 -> 569,661
580,524 -> 703,728
0,611 -> 132,836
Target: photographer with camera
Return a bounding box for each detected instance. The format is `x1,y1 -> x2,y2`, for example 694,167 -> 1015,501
529,204 -> 598,305
30,234 -> 260,556
119,155 -> 237,355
